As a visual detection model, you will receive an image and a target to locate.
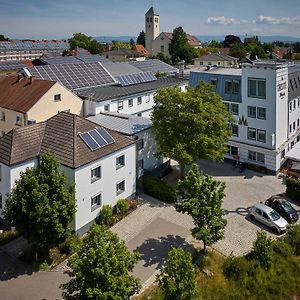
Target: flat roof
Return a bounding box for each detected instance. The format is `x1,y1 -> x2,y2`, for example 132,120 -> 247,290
191,67 -> 242,76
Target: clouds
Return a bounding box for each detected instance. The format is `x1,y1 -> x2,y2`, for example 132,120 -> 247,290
255,15 -> 300,25
206,15 -> 300,26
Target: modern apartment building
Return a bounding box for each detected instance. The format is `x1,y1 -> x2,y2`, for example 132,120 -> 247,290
189,61 -> 300,174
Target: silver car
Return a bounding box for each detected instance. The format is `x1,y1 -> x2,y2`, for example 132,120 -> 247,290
249,203 -> 288,234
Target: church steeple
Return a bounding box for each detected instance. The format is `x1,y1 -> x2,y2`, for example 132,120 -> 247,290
145,6 -> 159,54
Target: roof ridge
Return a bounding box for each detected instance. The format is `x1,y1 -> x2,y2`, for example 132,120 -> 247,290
8,129 -> 15,165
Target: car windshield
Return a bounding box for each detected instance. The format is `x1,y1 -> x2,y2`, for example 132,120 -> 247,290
281,200 -> 294,213
269,210 -> 280,221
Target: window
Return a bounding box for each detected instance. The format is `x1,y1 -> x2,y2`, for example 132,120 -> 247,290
91,166 -> 101,182
0,193 -> 2,210
54,94 -> 61,101
225,80 -> 232,94
231,124 -> 239,137
16,116 -> 22,125
91,193 -> 101,211
224,102 -> 230,112
116,154 -> 125,169
291,141 -> 295,148
210,79 -> 217,91
161,45 -> 164,53
257,107 -> 266,120
137,139 -> 144,150
138,159 -> 144,169
146,95 -> 150,103
137,113 -> 142,117
128,99 -> 133,107
248,151 -> 265,164
118,101 -> 123,110
298,119 -> 300,127
257,129 -> 266,143
290,102 -> 293,112
0,111 -> 5,121
248,150 -> 256,161
293,121 -> 296,130
229,146 -> 238,156
294,100 -> 296,109
248,78 -> 266,99
225,80 -> 239,94
257,153 -> 265,163
137,96 -> 142,105
104,104 -> 110,112
232,81 -> 239,94
116,180 -> 125,195
290,124 -> 292,133
231,104 -> 239,115
248,106 -> 256,118
248,128 -> 256,140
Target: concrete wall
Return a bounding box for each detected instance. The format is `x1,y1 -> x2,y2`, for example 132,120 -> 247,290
152,33 -> 171,57
74,144 -> 136,234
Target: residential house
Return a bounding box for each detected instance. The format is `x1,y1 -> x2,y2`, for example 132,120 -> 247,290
189,60 -> 300,174
102,48 -> 143,63
194,53 -> 239,68
132,44 -> 150,57
0,75 -> 83,136
0,112 -> 136,235
88,112 -> 163,178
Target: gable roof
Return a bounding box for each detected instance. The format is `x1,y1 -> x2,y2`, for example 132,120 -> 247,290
196,52 -> 238,62
145,6 -> 159,16
162,32 -> 201,47
88,112 -> 152,135
0,76 -> 56,113
132,44 -> 150,56
0,112 -> 134,168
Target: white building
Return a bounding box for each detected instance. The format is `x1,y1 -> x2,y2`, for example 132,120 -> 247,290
88,112 -> 163,178
0,112 -> 136,235
189,60 -> 300,174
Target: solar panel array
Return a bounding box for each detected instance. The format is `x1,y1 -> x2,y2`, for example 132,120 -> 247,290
76,54 -> 111,64
40,56 -> 82,65
80,127 -> 115,151
28,62 -> 116,90
116,71 -> 157,86
0,41 -> 69,51
0,61 -> 26,71
128,59 -> 178,74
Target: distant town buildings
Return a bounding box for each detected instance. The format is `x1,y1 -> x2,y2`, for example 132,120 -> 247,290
194,52 -> 239,68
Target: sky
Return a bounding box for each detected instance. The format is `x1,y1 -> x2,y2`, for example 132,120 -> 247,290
0,0 -> 300,39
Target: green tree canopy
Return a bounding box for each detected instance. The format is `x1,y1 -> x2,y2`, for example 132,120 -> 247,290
111,40 -> 132,50
154,52 -> 172,65
176,164 -> 227,252
0,34 -> 9,41
157,247 -> 198,300
249,45 -> 267,60
151,82 -> 232,177
69,33 -> 104,54
4,152 -> 76,255
222,35 -> 242,47
61,224 -> 141,300
176,44 -> 199,64
136,30 -> 146,47
229,43 -> 247,59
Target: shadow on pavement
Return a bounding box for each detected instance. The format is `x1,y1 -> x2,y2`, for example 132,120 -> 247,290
135,234 -> 194,269
0,250 -> 36,281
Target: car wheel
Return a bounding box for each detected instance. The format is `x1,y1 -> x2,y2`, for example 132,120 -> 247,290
250,214 -> 255,220
272,226 -> 280,234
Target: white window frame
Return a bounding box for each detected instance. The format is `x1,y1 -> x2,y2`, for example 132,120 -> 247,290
128,99 -> 133,107
54,94 -> 61,102
116,180 -> 125,195
248,127 -> 256,140
257,129 -> 266,143
91,166 -> 101,183
118,101 -> 123,110
116,154 -> 125,169
137,96 -> 142,105
248,78 -> 266,99
257,107 -> 266,120
91,193 -> 102,211
248,106 -> 256,118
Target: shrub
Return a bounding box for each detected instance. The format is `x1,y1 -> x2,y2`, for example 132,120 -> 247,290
284,224 -> 300,255
223,256 -> 251,281
98,205 -> 115,226
59,234 -> 82,255
286,177 -> 300,201
272,239 -> 294,258
116,199 -> 129,217
0,230 -> 19,246
142,175 -> 176,203
250,231 -> 273,269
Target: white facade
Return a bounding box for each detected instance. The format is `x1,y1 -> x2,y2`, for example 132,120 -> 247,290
0,145 -> 136,235
145,8 -> 160,54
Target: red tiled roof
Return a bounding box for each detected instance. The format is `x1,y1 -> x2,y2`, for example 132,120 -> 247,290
162,32 -> 201,47
132,44 -> 150,56
0,75 -> 56,113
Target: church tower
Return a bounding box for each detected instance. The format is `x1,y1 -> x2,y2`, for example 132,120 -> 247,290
145,6 -> 159,54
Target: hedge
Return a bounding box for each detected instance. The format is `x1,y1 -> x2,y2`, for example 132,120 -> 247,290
0,230 -> 19,246
142,175 -> 176,203
286,177 -> 300,201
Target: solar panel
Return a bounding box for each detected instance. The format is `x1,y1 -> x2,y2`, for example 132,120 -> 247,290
27,62 -> 116,90
75,54 -> 111,64
128,59 -> 177,74
116,71 -> 157,86
0,61 -> 26,71
40,56 -> 82,65
0,41 -> 69,51
80,127 -> 115,151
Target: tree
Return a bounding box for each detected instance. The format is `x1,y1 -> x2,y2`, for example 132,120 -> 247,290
176,164 -> 227,253
151,82 -> 232,178
69,33 -> 104,54
130,38 -> 135,46
251,231 -> 273,269
207,40 -> 223,48
0,34 -> 9,41
229,43 -> 247,59
169,26 -> 188,62
176,44 -> 199,64
4,152 -> 76,256
136,30 -> 146,47
61,225 -> 141,300
249,45 -> 267,60
111,40 -> 131,50
155,52 -> 172,65
157,247 -> 198,300
222,35 -> 242,47
293,42 -> 300,53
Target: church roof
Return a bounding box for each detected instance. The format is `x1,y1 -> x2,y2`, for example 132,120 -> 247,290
145,6 -> 159,16
161,32 -> 201,47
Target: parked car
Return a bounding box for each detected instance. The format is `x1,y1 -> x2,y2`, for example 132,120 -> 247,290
265,197 -> 299,223
249,203 -> 288,234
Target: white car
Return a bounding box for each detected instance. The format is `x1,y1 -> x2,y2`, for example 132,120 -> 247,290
249,203 -> 288,234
